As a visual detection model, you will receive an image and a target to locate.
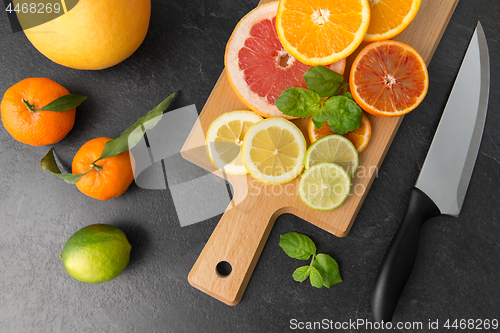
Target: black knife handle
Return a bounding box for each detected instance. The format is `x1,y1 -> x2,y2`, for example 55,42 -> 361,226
372,187 -> 440,322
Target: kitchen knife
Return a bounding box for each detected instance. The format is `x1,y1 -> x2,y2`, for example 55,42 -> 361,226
372,22 -> 490,322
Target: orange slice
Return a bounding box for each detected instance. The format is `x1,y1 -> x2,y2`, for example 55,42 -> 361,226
349,40 -> 428,117
276,0 -> 370,66
364,0 -> 422,42
308,113 -> 372,153
225,1 -> 346,118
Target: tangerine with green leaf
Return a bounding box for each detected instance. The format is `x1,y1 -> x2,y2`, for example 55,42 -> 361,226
1,77 -> 78,146
60,224 -> 131,284
72,137 -> 135,200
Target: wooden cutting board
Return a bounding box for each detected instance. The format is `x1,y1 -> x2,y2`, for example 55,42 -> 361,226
182,0 -> 459,305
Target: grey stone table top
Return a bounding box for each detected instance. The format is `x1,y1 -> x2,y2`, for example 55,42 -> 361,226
1,1 -> 499,332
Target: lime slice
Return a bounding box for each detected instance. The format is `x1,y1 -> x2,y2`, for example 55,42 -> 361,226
205,110 -> 263,175
299,162 -> 351,211
242,117 -> 306,184
305,134 -> 359,176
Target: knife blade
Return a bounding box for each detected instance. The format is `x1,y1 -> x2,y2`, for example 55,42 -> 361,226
372,22 -> 490,322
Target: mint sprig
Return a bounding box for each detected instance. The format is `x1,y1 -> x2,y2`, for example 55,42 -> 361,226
279,232 -> 342,288
275,65 -> 362,135
303,65 -> 347,97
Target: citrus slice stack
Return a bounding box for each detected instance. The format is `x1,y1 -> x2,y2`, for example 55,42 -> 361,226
350,40 -> 429,117
305,135 -> 359,177
364,0 -> 422,42
308,113 -> 372,153
276,0 -> 370,66
299,162 -> 351,211
225,1 -> 346,118
205,111 -> 263,175
242,117 -> 306,184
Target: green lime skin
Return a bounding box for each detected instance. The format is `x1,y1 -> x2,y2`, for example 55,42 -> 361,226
60,224 -> 131,284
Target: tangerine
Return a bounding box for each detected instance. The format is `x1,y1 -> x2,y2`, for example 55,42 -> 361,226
72,137 -> 134,200
1,77 -> 76,146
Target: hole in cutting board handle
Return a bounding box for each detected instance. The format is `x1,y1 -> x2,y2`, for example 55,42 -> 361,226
216,261 -> 232,277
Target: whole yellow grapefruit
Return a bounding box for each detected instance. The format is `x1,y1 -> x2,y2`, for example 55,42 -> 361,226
18,0 -> 151,70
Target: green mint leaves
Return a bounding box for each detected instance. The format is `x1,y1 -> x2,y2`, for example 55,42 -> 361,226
273,88 -> 320,118
275,66 -> 362,135
311,92 -> 363,135
279,231 -> 317,260
303,65 -> 347,97
41,91 -> 177,184
279,232 -> 342,289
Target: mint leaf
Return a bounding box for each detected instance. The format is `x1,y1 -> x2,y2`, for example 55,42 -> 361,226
312,93 -> 362,134
40,148 -> 90,184
97,91 -> 177,161
304,66 -> 344,97
274,87 -> 320,118
309,266 -> 323,288
311,109 -> 348,135
292,266 -> 310,282
279,232 -> 317,260
314,254 -> 342,288
39,94 -> 87,111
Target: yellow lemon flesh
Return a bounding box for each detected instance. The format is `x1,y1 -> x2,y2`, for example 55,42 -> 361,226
242,117 -> 306,184
205,110 -> 263,175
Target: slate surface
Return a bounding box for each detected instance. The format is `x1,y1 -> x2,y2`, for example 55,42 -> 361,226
0,1 -> 499,332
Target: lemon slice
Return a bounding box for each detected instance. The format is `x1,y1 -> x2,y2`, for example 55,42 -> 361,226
205,110 -> 263,175
299,163 -> 351,211
242,117 -> 306,184
305,134 -> 359,177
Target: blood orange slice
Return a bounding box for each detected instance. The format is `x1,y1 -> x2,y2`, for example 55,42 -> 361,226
349,40 -> 429,117
225,1 -> 346,119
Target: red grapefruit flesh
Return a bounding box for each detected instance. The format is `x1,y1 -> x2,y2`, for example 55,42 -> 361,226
225,1 -> 346,118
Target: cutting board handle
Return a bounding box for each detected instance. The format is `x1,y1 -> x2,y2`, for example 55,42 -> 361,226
188,185 -> 281,305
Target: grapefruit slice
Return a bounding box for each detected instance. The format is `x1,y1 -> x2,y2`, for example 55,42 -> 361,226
225,1 -> 346,119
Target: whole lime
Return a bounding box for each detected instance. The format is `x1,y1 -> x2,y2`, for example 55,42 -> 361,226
60,224 -> 131,284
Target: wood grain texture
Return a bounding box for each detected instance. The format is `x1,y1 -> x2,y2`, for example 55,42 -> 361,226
183,0 -> 460,305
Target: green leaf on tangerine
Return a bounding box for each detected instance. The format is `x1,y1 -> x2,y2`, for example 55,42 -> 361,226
96,91 -> 178,162
39,94 -> 87,111
41,148 -> 90,184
